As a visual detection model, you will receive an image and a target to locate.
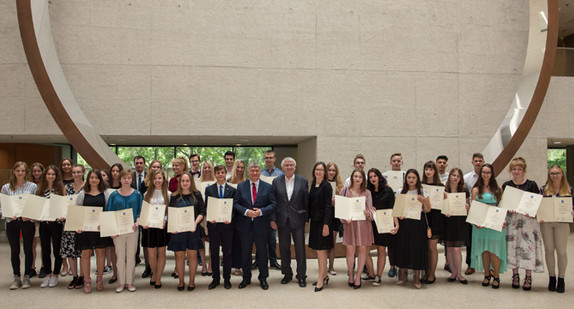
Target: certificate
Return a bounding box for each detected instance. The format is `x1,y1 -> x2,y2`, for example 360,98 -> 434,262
99,209 -> 135,237
374,209 -> 394,234
422,185 -> 445,210
441,193 -> 467,216
140,201 -> 166,228
334,196 -> 366,221
0,194 -> 29,218
49,194 -> 77,219
260,175 -> 276,185
392,194 -> 422,220
537,197 -> 573,223
64,206 -> 102,232
386,171 -> 404,191
227,183 -> 237,189
499,186 -> 543,217
329,182 -> 337,197
21,195 -> 50,221
466,201 -> 507,232
168,206 -> 196,233
206,197 -> 233,223
198,181 -> 215,201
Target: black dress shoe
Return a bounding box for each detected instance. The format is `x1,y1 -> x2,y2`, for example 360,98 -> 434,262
270,261 -> 281,270
171,272 -> 179,279
142,267 -> 152,279
29,269 -> 37,278
298,278 -> 306,288
260,280 -> 269,290
281,275 -> 292,284
109,277 -> 117,284
224,280 -> 232,289
238,279 -> 251,289
251,262 -> 258,270
458,279 -> 468,285
154,283 -> 162,289
208,280 -> 220,290
177,285 -> 184,291
187,285 -> 195,291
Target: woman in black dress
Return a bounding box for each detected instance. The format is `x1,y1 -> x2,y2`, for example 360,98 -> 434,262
421,161 -> 443,284
366,168 -> 397,286
326,162 -> 344,275
76,169 -> 113,293
168,172 -> 205,291
308,162 -> 334,292
443,168 -> 470,284
142,169 -> 171,289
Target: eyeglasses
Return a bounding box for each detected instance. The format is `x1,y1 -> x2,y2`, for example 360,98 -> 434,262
481,171 -> 491,175
550,173 -> 562,176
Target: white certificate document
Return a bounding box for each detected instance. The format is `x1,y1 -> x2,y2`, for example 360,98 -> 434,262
260,176 -> 276,185
466,201 -> 507,232
168,206 -> 196,233
422,185 -> 445,210
537,197 -> 573,223
386,171 -> 404,192
49,194 -> 76,220
140,201 -> 166,229
227,183 -> 237,189
64,206 -> 102,232
0,194 -> 29,218
21,195 -> 50,221
393,194 -> 422,220
329,182 -> 337,197
499,186 -> 543,217
99,209 -> 135,237
334,196 -> 366,221
374,209 -> 394,234
441,193 -> 467,216
199,181 -> 215,201
206,197 -> 233,223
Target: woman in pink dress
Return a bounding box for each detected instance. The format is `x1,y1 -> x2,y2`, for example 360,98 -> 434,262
337,168 -> 374,289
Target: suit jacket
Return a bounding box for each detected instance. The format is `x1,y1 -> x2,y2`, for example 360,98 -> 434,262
131,171 -> 146,191
205,183 -> 239,224
234,179 -> 276,233
272,174 -> 309,229
308,181 -> 333,225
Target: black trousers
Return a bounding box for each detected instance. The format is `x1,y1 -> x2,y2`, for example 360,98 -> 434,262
278,219 -> 306,280
6,219 -> 35,276
208,223 -> 234,280
39,221 -> 63,275
239,224 -> 269,280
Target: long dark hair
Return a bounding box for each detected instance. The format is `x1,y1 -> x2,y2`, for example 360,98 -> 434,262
445,168 -> 465,193
84,169 -> 106,193
422,161 -> 440,185
475,164 -> 502,201
311,162 -> 328,185
400,169 -> 423,195
37,165 -> 65,196
366,168 -> 387,192
348,168 -> 367,192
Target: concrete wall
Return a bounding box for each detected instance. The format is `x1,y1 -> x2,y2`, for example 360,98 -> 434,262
2,0 -> 552,183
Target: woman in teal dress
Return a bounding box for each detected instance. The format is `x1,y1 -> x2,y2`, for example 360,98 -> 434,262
470,164 -> 506,289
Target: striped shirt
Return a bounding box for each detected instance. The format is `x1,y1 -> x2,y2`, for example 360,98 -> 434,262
1,181 -> 38,222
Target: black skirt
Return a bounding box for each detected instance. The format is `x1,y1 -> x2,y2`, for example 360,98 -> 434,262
168,230 -> 203,252
441,215 -> 468,247
371,221 -> 396,247
395,215 -> 428,270
77,232 -> 113,250
142,227 -> 170,248
308,220 -> 334,250
427,209 -> 443,239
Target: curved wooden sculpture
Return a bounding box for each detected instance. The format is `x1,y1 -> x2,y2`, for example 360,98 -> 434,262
16,0 -> 122,170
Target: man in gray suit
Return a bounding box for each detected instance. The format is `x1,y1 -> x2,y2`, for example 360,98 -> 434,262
271,157 -> 309,287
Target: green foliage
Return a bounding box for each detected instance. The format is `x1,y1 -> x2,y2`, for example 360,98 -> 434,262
548,148 -> 567,174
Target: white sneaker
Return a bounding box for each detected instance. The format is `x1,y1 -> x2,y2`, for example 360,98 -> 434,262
21,275 -> 31,289
40,276 -> 51,288
372,275 -> 381,286
127,284 -> 136,292
115,285 -> 125,293
48,276 -> 59,288
9,275 -> 21,290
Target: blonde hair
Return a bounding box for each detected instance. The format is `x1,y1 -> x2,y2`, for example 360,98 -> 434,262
229,160 -> 246,184
174,172 -> 199,200
9,161 -> 29,191
198,161 -> 215,182
144,169 -> 169,204
508,157 -> 527,173
326,162 -> 344,194
172,157 -> 189,175
143,160 -> 163,188
544,165 -> 572,197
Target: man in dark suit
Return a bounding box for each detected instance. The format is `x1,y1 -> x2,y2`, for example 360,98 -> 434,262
205,165 -> 239,290
130,155 -> 150,277
271,157 -> 309,287
234,162 -> 276,290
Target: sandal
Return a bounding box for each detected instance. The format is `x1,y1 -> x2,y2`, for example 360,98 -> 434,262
492,277 -> 500,289
512,273 -> 520,289
83,278 -> 92,294
96,276 -> 104,292
523,275 -> 532,291
482,275 -> 491,287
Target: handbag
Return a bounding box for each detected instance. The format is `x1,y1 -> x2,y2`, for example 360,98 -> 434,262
424,212 -> 432,239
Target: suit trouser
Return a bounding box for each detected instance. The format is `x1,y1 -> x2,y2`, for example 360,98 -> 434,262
540,222 -> 570,277
113,231 -> 138,285
39,221 -> 63,275
239,224 -> 269,280
6,219 -> 35,276
278,219 -> 306,279
208,223 -> 234,280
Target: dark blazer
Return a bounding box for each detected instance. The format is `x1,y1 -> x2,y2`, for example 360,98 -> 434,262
308,181 -> 333,226
131,171 -> 146,191
234,179 -> 276,233
205,183 -> 239,222
272,174 -> 309,230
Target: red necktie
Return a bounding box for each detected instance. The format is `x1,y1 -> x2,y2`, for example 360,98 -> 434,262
252,183 -> 257,204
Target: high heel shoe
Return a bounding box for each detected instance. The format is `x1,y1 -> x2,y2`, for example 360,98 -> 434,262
482,275 -> 492,287
312,276 -> 329,286
523,275 -> 532,291
353,282 -> 361,289
492,277 -> 500,289
511,273 -> 520,289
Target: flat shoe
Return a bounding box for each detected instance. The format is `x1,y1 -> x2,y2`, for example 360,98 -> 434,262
447,277 -> 456,282
187,285 -> 195,291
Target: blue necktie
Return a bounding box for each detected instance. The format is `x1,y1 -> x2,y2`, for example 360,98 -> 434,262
219,185 -> 223,198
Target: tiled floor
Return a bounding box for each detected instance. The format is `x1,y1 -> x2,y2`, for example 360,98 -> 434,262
1,234 -> 574,308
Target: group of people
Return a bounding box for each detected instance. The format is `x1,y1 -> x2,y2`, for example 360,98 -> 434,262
1,150 -> 572,295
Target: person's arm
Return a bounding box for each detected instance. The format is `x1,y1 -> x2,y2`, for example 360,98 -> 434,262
323,183 -> 334,226
195,192 -> 205,225
259,184 -> 277,217
232,185 -> 249,216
